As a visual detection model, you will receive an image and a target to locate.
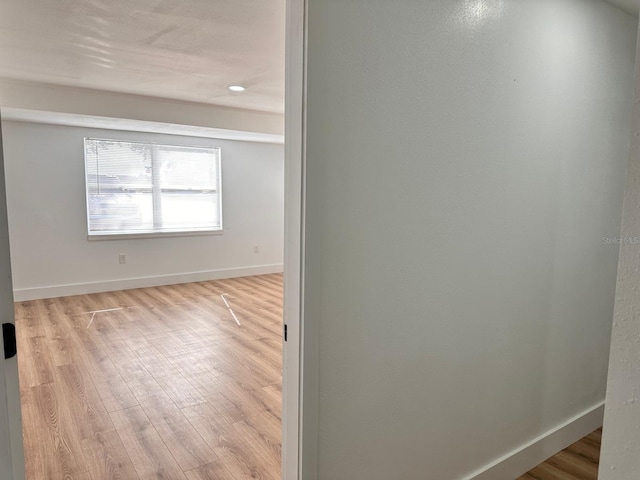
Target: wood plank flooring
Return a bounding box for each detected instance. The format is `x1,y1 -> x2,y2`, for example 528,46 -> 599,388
518,428 -> 602,480
15,274 -> 283,480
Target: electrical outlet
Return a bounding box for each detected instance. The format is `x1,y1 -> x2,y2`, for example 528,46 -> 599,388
118,253 -> 127,264
253,245 -> 260,254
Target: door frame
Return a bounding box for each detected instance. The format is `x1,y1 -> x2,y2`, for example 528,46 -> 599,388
0,3 -> 309,477
282,0 -> 310,478
0,111 -> 26,480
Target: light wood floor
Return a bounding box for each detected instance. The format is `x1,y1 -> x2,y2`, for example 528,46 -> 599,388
518,428 -> 602,480
15,274 -> 283,480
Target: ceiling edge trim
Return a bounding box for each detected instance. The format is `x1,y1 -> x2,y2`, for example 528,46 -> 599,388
0,107 -> 284,145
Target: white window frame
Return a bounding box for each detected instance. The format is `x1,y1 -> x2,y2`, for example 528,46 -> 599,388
84,137 -> 223,240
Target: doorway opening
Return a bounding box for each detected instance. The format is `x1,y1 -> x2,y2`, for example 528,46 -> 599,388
15,274 -> 284,479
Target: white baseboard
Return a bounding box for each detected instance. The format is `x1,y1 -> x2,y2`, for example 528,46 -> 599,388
463,402 -> 604,480
12,264 -> 284,301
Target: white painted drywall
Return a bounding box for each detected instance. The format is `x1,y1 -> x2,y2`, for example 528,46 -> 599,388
606,0 -> 640,16
302,1 -> 636,479
599,23 -> 640,480
1,121 -> 284,299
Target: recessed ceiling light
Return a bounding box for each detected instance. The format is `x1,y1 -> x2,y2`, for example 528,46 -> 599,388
228,85 -> 246,92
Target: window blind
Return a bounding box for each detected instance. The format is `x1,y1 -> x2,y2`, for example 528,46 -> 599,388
84,138 -> 222,236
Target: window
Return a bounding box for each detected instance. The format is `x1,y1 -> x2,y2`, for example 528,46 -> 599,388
84,138 -> 222,237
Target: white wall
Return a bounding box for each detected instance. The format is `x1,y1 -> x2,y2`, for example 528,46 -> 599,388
600,23 -> 640,480
1,120 -> 284,300
302,1 -> 636,479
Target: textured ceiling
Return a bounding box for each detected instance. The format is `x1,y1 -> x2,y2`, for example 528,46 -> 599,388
0,0 -> 285,113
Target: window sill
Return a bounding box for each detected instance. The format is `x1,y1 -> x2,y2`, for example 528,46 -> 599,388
87,229 -> 224,241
